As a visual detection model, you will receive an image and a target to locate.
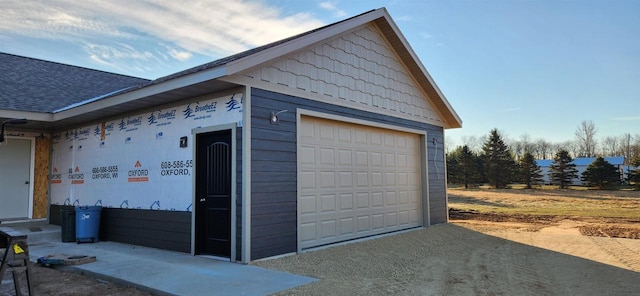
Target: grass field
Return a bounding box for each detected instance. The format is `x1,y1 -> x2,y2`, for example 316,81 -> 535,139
448,188 -> 640,239
448,188 -> 640,219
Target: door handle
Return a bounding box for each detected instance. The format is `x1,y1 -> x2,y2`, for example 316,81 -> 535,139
25,181 -> 29,184
199,198 -> 206,202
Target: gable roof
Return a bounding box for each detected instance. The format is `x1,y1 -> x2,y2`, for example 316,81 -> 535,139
1,8 -> 461,130
0,52 -> 149,113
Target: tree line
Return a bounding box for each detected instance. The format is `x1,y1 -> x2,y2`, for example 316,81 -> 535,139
447,128 -> 640,189
451,120 -> 640,163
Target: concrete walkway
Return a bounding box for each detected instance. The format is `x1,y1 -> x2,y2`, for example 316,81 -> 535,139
4,223 -> 315,296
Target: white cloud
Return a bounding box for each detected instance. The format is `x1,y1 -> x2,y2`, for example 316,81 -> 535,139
319,1 -> 347,18
168,49 -> 193,62
0,0 -> 325,70
84,42 -> 159,72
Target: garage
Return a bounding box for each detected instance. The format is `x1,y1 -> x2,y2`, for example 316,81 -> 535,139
2,8 -> 461,261
298,115 -> 424,249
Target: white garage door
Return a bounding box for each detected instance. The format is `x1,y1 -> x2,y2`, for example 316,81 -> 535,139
298,116 -> 422,249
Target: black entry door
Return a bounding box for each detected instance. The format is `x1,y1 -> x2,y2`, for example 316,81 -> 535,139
195,130 -> 232,257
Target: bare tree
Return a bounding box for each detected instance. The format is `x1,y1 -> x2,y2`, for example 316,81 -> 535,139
575,120 -> 597,157
444,136 -> 456,154
558,140 -> 580,158
601,136 -> 619,156
620,133 -> 633,164
461,135 -> 486,154
534,138 -> 552,160
520,133 -> 534,154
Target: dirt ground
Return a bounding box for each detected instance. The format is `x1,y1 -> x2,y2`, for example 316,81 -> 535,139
3,189 -> 640,295
1,265 -> 151,296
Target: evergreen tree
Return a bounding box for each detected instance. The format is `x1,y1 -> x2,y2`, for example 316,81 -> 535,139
549,149 -> 578,189
580,157 -> 620,188
519,152 -> 543,189
481,129 -> 517,188
457,145 -> 480,188
447,145 -> 481,188
626,156 -> 640,189
446,151 -> 460,184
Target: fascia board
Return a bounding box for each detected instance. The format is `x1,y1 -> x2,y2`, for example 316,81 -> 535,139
224,8 -> 388,75
0,109 -> 53,122
53,66 -> 227,121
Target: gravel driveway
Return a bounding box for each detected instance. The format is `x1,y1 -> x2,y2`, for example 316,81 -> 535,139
253,223 -> 640,295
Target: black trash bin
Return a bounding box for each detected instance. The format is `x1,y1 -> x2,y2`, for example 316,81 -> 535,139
60,208 -> 76,242
75,206 -> 102,243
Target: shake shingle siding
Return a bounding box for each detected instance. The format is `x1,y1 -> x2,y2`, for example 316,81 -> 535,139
250,88 -> 447,259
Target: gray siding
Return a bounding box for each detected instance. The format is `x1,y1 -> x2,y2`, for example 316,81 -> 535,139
235,129 -> 243,261
50,205 -> 191,253
250,88 -> 447,260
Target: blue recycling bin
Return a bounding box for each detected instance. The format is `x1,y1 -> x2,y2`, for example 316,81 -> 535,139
75,206 -> 102,243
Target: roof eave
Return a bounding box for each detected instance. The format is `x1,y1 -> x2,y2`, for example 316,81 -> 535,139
0,109 -> 53,122
52,65 -> 228,122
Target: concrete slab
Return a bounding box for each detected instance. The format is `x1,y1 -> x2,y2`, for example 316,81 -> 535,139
18,226 -> 316,296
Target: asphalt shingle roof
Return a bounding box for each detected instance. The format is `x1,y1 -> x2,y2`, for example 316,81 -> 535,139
0,52 -> 149,113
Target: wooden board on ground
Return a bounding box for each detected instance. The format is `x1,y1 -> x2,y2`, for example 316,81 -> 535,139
38,254 -> 96,266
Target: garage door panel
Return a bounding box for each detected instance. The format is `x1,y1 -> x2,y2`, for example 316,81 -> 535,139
355,151 -> 368,166
340,193 -> 354,210
398,191 -> 409,204
372,192 -> 384,207
338,172 -> 353,187
339,217 -> 354,235
356,193 -> 369,208
384,153 -> 395,167
320,171 -> 335,188
300,222 -> 317,242
300,146 -> 316,163
300,171 -> 316,189
320,148 -> 335,164
320,125 -> 334,140
385,172 -> 396,186
338,149 -> 352,165
300,194 -> 317,214
321,194 -> 336,212
357,216 -> 369,231
410,209 -> 420,223
321,220 -> 336,238
371,172 -> 383,186
299,116 -> 422,249
385,191 -> 397,205
372,214 -> 385,229
398,172 -> 409,186
355,172 -> 368,187
399,210 -> 410,225
386,212 -> 398,226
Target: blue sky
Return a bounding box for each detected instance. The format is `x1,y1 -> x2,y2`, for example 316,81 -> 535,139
1,0 -> 638,147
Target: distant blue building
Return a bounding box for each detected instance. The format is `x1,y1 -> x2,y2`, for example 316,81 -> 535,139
536,156 -> 625,185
